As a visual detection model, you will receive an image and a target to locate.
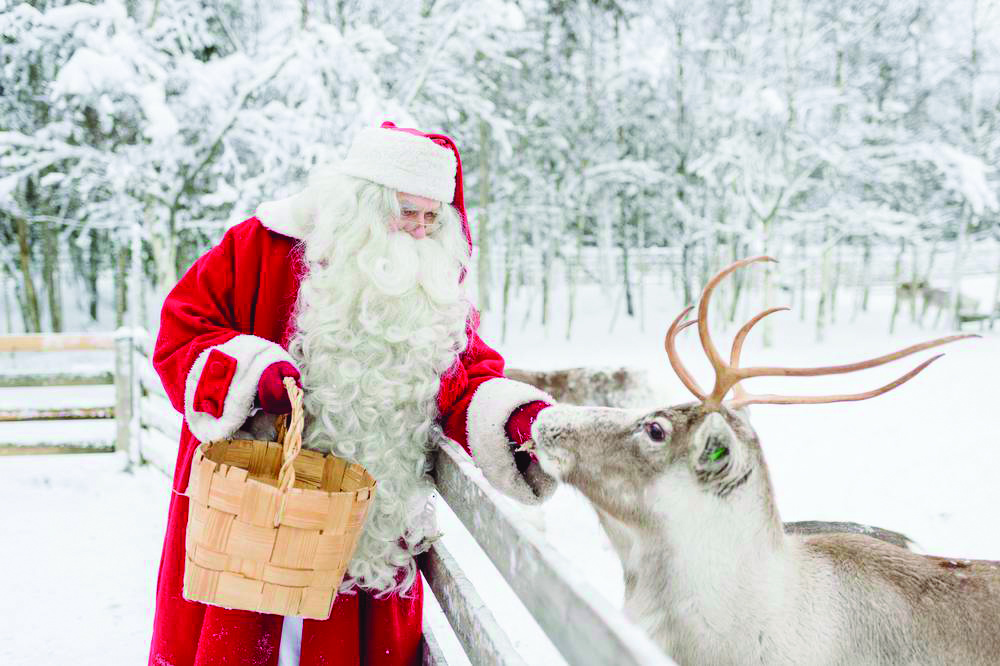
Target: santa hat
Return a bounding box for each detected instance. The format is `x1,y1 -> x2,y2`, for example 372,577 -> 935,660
340,121 -> 471,247
256,122 -> 471,249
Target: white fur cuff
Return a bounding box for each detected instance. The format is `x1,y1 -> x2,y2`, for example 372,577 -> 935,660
184,335 -> 296,443
466,378 -> 557,505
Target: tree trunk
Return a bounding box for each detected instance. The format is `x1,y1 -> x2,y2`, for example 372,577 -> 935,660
799,232 -> 808,321
860,237 -> 872,313
816,228 -> 830,341
477,120 -> 491,313
115,238 -> 128,328
889,238 -> 906,334
830,240 -> 841,324
619,197 -> 634,318
2,266 -> 14,334
541,245 -> 550,329
727,238 -> 744,323
762,220 -> 775,347
501,213 -> 513,342
681,241 -> 692,304
15,215 -> 41,333
566,213 -> 584,340
948,206 -> 969,329
42,218 -> 62,332
87,228 -> 100,322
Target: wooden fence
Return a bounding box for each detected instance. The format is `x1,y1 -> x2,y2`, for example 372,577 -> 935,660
0,333 -> 676,665
0,331 -> 131,454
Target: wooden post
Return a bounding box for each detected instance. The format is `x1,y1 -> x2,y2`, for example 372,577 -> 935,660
114,328 -> 134,464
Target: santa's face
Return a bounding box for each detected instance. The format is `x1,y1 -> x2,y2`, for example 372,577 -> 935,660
389,192 -> 441,239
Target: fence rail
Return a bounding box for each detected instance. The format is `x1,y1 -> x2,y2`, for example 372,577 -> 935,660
0,370 -> 114,387
0,332 -> 124,454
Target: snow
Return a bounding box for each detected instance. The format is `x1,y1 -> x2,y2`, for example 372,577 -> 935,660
51,47 -> 135,98
0,385 -> 114,410
0,419 -> 114,448
139,83 -> 180,143
0,453 -> 169,666
2,280 -> 997,663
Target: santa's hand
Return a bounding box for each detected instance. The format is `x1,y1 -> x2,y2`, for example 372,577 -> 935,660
256,361 -> 301,414
505,400 -> 550,473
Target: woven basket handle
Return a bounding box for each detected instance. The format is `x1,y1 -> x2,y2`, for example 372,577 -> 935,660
274,377 -> 304,526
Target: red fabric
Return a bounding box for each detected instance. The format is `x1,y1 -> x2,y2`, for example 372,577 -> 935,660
192,349 -> 237,417
149,217 -> 507,665
505,401 -> 550,445
257,361 -> 301,414
506,401 -> 549,471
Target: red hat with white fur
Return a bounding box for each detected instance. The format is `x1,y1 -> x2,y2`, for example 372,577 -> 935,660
341,121 -> 470,247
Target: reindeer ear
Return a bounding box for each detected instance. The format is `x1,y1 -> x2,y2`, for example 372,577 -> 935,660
696,430 -> 731,475
692,413 -> 749,495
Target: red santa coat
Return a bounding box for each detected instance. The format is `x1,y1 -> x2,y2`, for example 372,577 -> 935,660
149,193 -> 554,666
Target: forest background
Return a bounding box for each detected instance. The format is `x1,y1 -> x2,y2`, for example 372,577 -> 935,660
3,0 -> 1000,341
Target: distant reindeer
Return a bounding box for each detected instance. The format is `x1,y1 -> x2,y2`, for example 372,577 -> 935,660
920,285 -> 979,327
528,257 -> 996,665
896,280 -> 980,326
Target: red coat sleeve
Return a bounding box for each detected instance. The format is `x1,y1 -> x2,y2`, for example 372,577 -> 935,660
436,314 -> 556,504
152,220 -> 298,443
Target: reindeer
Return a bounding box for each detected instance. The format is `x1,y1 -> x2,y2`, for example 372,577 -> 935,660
527,257 -> 998,666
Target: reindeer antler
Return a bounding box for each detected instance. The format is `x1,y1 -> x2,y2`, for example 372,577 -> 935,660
664,256 -> 976,409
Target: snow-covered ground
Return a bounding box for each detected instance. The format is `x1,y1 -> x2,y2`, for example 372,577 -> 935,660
1,279 -> 998,665
0,453 -> 170,666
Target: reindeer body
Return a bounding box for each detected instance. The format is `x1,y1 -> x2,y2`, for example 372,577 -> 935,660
532,405 -> 1000,666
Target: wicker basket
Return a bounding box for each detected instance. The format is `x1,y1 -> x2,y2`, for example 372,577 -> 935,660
182,377 -> 375,619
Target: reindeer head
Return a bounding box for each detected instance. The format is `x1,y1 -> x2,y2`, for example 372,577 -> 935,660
532,401 -> 772,531
530,257 -> 973,531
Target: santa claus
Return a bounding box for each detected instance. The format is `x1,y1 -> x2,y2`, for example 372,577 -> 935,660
149,122 -> 556,666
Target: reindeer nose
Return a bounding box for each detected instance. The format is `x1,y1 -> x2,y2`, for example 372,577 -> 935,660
530,405 -> 557,442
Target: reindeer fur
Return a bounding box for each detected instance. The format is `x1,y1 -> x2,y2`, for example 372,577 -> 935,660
531,404 -> 1000,666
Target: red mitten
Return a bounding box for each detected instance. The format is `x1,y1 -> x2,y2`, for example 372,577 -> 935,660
505,401 -> 550,472
256,361 -> 301,414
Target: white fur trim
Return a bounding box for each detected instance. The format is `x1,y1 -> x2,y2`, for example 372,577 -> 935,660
278,616 -> 302,665
184,335 -> 297,443
466,378 -> 557,505
340,127 -> 456,203
255,188 -> 315,240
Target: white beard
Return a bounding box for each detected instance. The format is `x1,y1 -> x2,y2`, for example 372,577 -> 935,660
288,183 -> 470,596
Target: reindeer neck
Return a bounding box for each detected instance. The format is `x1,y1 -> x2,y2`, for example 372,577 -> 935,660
626,471 -> 792,647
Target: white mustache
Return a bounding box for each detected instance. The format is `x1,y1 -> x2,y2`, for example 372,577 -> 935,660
358,231 -> 461,304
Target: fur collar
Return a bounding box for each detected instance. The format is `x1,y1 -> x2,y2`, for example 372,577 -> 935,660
254,188 -> 315,240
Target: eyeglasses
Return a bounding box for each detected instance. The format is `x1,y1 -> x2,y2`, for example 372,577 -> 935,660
398,208 -> 442,235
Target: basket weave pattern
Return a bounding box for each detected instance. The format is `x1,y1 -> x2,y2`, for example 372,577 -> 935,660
183,379 -> 375,619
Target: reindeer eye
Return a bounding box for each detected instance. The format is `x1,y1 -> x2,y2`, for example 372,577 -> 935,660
644,422 -> 667,442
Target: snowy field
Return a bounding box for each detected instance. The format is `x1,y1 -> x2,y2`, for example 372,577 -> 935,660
1,280 -> 999,665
